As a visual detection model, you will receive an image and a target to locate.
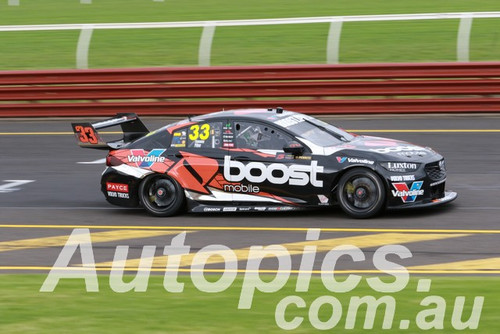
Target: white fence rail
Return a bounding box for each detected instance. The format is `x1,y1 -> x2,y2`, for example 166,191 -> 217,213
0,12 -> 499,69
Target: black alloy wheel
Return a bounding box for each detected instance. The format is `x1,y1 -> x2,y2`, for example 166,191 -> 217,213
139,175 -> 185,217
337,168 -> 386,219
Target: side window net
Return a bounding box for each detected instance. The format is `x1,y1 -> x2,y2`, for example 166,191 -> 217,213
235,122 -> 291,150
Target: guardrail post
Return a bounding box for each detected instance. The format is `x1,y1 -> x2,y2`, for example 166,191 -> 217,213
76,26 -> 94,69
199,23 -> 216,66
457,13 -> 473,62
327,18 -> 343,64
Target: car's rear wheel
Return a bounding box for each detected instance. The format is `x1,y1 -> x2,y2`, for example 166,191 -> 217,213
139,175 -> 185,217
337,168 -> 385,219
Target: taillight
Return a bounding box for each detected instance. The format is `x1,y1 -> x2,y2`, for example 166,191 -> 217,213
106,153 -> 124,167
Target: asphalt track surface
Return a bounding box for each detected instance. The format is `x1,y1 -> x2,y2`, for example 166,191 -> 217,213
1,114 -> 499,275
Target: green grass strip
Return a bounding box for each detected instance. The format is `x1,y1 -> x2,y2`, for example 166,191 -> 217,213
0,274 -> 499,333
0,0 -> 499,69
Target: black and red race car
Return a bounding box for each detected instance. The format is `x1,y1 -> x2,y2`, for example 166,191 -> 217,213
71,108 -> 456,218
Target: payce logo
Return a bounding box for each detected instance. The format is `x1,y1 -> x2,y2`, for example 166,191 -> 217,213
223,156 -> 323,187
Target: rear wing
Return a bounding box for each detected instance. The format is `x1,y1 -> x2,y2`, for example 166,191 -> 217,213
71,113 -> 149,150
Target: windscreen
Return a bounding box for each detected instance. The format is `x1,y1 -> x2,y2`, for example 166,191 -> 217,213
273,114 -> 354,147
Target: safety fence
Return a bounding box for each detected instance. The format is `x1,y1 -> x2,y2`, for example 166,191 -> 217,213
1,62 -> 500,117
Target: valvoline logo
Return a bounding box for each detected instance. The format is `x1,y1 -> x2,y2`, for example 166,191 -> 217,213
336,157 -> 347,163
127,149 -> 166,168
392,181 -> 424,203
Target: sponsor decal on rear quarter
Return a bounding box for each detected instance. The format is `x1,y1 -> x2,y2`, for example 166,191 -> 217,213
106,182 -> 129,199
127,149 -> 166,168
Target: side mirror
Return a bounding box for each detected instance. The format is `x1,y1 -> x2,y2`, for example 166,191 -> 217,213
283,141 -> 305,156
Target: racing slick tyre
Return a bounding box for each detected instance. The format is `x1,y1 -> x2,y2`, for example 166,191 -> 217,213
139,175 -> 185,217
337,168 -> 386,219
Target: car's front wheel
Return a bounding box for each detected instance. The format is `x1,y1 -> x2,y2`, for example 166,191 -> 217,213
139,175 -> 185,217
337,168 -> 386,219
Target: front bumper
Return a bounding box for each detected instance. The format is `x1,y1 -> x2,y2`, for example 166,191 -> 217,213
382,156 -> 454,209
387,190 -> 457,210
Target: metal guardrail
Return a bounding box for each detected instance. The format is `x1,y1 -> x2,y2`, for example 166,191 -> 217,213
1,12 -> 499,68
1,62 -> 500,117
2,99 -> 500,117
2,62 -> 500,84
1,80 -> 499,101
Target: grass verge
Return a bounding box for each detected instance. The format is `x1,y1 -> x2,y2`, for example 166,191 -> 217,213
0,274 -> 498,333
0,0 -> 499,69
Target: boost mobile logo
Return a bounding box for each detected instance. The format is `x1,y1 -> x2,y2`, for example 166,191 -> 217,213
223,156 -> 323,187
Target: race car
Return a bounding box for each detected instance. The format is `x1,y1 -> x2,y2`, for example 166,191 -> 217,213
71,108 -> 457,218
